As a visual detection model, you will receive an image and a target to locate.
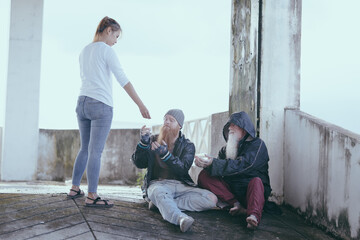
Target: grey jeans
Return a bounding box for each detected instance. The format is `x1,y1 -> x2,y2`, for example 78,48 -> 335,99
72,96 -> 113,193
147,179 -> 217,225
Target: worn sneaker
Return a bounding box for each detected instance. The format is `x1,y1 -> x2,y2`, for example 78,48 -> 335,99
179,215 -> 194,232
246,214 -> 258,230
148,201 -> 157,210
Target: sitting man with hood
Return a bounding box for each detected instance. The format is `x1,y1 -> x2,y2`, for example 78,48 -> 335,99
131,109 -> 217,233
194,111 -> 272,230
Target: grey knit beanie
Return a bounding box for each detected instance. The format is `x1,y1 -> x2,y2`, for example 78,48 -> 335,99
165,109 -> 185,128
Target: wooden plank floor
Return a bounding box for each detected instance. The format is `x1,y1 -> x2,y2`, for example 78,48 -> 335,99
0,193 -> 337,240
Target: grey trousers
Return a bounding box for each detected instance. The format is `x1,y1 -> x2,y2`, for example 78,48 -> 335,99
147,179 -> 217,225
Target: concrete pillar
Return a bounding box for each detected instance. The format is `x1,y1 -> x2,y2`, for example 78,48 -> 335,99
0,0 -> 11,180
1,0 -> 43,180
260,0 -> 302,201
0,127 -> 2,179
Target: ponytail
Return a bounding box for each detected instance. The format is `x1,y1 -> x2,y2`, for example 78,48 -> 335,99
93,16 -> 121,41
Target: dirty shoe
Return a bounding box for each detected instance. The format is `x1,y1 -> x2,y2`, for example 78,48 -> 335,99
148,201 -> 157,210
179,215 -> 194,232
246,214 -> 258,230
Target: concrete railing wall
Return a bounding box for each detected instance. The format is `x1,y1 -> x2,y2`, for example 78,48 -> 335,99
209,111 -> 228,157
36,112 -> 229,185
0,127 -> 2,179
38,128 -> 142,185
284,109 -> 360,239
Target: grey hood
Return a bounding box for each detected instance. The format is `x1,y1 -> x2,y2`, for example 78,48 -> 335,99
222,111 -> 256,142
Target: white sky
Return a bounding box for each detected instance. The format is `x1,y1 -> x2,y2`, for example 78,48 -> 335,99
300,0 -> 360,134
35,0 -> 232,129
0,0 -> 359,134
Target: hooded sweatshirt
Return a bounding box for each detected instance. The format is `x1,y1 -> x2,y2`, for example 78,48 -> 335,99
207,111 -> 272,199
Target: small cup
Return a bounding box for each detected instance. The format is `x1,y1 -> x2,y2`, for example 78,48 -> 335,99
196,153 -> 209,163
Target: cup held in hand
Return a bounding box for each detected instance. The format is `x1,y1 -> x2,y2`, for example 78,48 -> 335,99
196,153 -> 210,163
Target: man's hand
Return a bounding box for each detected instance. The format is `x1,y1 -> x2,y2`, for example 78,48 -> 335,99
140,125 -> 151,145
151,140 -> 170,160
194,154 -> 213,168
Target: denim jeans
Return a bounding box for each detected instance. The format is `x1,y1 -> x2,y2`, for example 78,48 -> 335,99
147,179 -> 217,225
72,96 -> 113,193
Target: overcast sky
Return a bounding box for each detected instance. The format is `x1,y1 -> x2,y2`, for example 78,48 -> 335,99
1,0 -> 359,134
36,0 -> 233,129
300,0 -> 360,134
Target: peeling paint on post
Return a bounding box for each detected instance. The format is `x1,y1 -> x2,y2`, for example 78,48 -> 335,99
229,0 -> 259,126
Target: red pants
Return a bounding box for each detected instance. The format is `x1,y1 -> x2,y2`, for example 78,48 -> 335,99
198,170 -> 265,222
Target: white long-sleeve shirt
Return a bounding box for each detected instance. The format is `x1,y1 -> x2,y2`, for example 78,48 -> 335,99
79,42 -> 129,107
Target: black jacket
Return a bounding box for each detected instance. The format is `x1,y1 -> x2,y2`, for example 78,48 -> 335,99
207,111 -> 272,199
131,132 -> 196,199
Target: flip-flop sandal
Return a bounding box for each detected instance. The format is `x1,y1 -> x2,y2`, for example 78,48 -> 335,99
85,197 -> 114,208
66,188 -> 84,199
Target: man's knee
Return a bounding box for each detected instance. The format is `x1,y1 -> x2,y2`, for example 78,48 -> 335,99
191,190 -> 218,210
208,192 -> 218,205
250,177 -> 262,184
148,185 -> 167,201
201,192 -> 217,209
151,185 -> 166,195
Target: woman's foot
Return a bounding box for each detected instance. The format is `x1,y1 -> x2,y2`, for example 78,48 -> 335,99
67,185 -> 84,199
85,193 -> 114,208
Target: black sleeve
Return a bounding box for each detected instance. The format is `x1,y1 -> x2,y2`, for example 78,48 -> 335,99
163,141 -> 195,178
131,142 -> 151,169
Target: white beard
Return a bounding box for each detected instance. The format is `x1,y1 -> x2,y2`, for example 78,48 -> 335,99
226,133 -> 239,159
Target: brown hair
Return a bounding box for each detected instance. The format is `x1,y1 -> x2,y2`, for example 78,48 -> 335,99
93,16 -> 122,41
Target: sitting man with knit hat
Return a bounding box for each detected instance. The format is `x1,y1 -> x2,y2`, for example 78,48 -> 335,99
131,109 -> 218,233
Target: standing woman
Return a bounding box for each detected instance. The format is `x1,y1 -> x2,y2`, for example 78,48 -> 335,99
67,16 -> 151,208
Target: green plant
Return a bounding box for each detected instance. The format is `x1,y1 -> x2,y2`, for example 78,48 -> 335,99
136,169 -> 146,186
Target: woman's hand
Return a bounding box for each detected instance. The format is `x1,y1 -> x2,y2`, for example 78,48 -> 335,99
123,82 -> 151,119
139,104 -> 151,119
